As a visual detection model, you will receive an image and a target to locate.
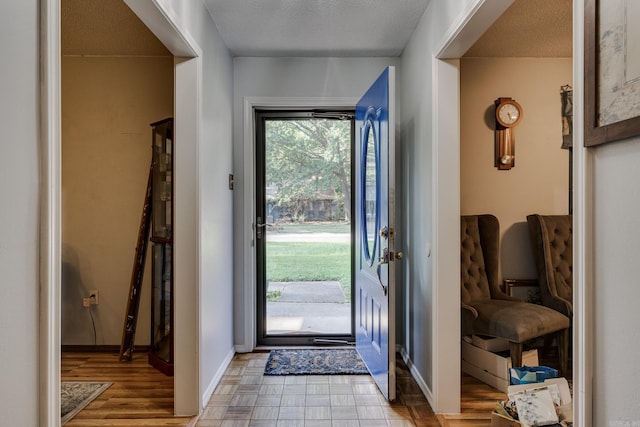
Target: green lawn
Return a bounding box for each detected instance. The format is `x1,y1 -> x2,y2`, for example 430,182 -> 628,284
266,241 -> 352,298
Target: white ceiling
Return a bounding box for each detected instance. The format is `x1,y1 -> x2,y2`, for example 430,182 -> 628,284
202,0 -> 432,57
61,0 -> 571,58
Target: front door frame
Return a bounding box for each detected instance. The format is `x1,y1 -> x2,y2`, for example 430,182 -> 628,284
254,109 -> 356,346
239,97 -> 359,351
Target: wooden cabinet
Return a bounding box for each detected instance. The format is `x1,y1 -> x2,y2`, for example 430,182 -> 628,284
149,118 -> 174,376
503,278 -> 541,305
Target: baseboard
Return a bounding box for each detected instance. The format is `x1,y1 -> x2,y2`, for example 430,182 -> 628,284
61,345 -> 150,353
201,347 -> 236,409
399,347 -> 435,409
234,344 -> 253,353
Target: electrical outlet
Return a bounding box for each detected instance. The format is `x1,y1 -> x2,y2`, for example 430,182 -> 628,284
89,290 -> 99,305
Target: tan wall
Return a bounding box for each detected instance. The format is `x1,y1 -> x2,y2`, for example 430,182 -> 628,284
62,56 -> 173,345
460,57 -> 572,281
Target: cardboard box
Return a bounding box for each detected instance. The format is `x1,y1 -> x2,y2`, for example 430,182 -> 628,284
461,340 -> 538,392
491,411 -> 524,427
471,334 -> 510,352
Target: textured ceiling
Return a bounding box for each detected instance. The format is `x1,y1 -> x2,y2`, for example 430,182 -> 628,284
61,0 -> 170,56
203,0 -> 432,57
61,0 -> 571,59
465,0 -> 572,57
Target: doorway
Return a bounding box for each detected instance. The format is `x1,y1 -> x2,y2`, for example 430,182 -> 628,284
255,110 -> 355,346
457,0 -> 574,413
43,0 -> 203,421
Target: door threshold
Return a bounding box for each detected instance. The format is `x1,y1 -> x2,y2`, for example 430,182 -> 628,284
313,338 -> 355,346
254,344 -> 355,351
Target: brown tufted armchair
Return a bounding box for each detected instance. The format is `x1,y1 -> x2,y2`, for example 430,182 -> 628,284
526,214 -> 573,317
461,215 -> 570,374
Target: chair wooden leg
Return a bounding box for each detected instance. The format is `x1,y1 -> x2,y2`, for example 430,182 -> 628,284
509,342 -> 523,368
542,335 -> 553,357
557,328 -> 569,377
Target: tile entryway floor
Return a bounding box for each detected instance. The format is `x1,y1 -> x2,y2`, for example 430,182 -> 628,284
195,352 -> 441,427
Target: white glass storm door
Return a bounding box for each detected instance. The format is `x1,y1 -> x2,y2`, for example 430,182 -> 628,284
255,110 -> 356,346
355,66 -> 397,401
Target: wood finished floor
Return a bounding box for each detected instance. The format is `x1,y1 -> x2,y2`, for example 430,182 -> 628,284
61,351 -> 505,427
61,351 -> 193,426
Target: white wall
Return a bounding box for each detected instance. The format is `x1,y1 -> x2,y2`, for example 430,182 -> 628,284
400,7 -> 437,392
232,57 -> 400,350
0,1 -> 39,425
189,3 -> 235,408
592,141 -> 640,424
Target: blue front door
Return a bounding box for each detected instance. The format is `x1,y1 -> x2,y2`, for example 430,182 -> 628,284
355,66 -> 396,401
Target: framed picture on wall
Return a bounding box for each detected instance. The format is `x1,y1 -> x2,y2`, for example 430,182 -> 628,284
584,0 -> 640,146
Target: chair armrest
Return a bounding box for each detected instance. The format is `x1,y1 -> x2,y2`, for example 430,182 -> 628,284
461,303 -> 478,337
549,295 -> 573,317
461,302 -> 478,319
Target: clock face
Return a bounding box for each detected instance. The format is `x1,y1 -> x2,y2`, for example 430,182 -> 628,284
497,102 -> 522,127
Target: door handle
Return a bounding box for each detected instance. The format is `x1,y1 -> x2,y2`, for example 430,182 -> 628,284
375,265 -> 388,297
377,248 -> 389,267
380,226 -> 389,239
375,250 -> 389,297
255,217 -> 272,239
378,248 -> 404,265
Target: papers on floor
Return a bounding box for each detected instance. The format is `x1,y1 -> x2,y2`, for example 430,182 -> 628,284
491,378 -> 573,427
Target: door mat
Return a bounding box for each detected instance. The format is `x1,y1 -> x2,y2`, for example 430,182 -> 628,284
264,349 -> 368,375
61,381 -> 112,425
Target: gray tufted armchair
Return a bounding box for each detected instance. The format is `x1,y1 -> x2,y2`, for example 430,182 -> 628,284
461,215 -> 570,374
526,214 -> 573,317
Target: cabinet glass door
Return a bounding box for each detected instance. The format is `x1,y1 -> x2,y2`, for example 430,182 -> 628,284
149,118 -> 174,376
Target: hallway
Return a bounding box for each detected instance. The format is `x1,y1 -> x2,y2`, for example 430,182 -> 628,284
195,352 -> 439,427
61,351 -> 505,426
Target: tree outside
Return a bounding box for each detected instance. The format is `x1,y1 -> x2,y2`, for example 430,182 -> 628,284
265,118 -> 351,223
263,118 -> 353,335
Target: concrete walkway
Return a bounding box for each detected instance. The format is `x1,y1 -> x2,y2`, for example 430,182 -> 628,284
267,281 -> 351,334
266,232 -> 350,243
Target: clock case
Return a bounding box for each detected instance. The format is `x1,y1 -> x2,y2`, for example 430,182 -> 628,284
494,97 -> 522,170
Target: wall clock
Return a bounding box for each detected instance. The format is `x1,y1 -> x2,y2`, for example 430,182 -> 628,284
494,97 -> 523,170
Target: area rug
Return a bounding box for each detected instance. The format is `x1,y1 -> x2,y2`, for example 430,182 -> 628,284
264,349 -> 368,375
61,381 -> 112,425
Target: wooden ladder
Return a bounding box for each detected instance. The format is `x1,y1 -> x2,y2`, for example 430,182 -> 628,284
119,163 -> 153,361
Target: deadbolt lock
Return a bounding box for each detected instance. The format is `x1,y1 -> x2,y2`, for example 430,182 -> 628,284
379,227 -> 395,239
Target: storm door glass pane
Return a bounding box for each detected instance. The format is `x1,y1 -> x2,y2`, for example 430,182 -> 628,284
263,118 -> 352,336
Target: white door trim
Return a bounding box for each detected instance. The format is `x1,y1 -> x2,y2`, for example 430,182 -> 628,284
122,2 -> 202,412
430,0 -> 513,413
571,1 -> 594,424
237,97 -> 359,353
431,0 -> 591,423
40,0 -> 61,425
41,0 -> 203,422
